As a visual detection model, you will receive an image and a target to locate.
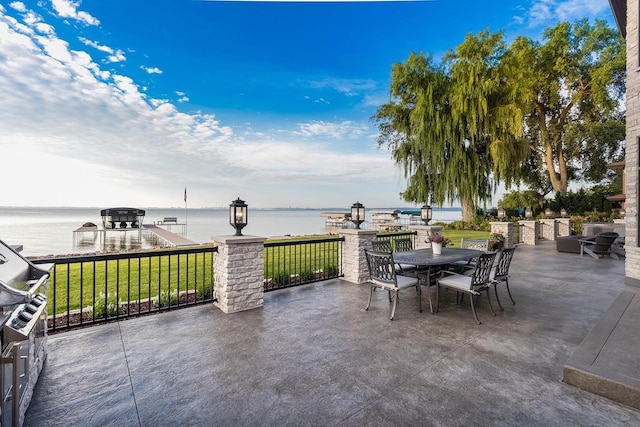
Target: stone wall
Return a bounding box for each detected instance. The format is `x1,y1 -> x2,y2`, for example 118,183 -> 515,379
539,219 -> 558,241
212,235 -> 266,313
490,222 -> 514,248
625,0 -> 640,286
412,225 -> 444,249
519,221 -> 539,246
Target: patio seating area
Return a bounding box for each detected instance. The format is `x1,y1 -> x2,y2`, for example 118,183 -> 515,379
26,241 -> 640,426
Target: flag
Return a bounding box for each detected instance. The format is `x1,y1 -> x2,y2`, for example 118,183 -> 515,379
184,187 -> 187,203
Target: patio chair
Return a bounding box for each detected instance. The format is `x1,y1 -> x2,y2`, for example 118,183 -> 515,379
392,237 -> 418,275
581,232 -> 620,260
365,249 -> 422,320
490,247 -> 516,310
436,252 -> 496,324
450,238 -> 490,272
371,239 -> 393,252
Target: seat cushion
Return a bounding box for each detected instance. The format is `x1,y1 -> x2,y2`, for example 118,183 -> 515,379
438,272 -> 473,291
395,274 -> 419,290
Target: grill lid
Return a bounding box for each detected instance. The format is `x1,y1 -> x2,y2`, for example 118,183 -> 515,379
0,239 -> 51,307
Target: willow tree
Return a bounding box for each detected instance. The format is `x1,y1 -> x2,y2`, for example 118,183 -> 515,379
373,31 -> 528,221
509,19 -> 625,196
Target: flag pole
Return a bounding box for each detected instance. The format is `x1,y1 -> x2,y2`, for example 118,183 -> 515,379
184,187 -> 188,236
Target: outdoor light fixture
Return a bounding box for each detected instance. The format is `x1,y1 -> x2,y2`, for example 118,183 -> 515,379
421,203 -> 433,225
525,207 -> 532,219
497,207 -> 505,220
560,208 -> 567,218
351,201 -> 365,229
229,197 -> 248,236
620,208 -> 626,218
545,208 -> 552,219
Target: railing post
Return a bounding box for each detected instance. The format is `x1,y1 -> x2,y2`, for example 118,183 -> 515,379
490,222 -> 514,248
212,235 -> 267,313
519,220 -> 539,245
411,225 -> 444,249
339,229 -> 377,284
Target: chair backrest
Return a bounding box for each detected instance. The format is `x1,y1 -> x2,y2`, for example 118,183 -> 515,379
460,238 -> 490,252
470,252 -> 497,288
494,247 -> 516,279
364,250 -> 397,288
371,239 -> 393,252
592,232 -> 619,254
394,237 -> 413,252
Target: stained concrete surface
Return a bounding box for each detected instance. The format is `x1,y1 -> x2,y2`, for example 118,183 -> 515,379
25,241 -> 640,426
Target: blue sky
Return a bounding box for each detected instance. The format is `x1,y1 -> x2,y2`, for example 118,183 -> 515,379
0,0 -> 616,209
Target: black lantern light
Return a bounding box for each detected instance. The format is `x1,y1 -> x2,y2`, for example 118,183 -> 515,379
350,201 -> 365,229
229,197 -> 248,236
620,208 -> 626,218
560,208 -> 567,218
421,203 -> 433,225
545,208 -> 552,219
525,207 -> 532,219
497,207 -> 505,220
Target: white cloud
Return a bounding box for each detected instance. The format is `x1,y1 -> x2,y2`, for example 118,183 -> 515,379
142,66 -> 163,74
0,5 -> 400,208
308,77 -> 378,96
51,0 -> 99,26
295,120 -> 369,140
528,0 -> 610,27
9,2 -> 27,13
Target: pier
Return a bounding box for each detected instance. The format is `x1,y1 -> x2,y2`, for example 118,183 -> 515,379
142,224 -> 196,247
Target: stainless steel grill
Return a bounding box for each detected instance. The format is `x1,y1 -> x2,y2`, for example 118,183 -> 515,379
0,240 -> 51,427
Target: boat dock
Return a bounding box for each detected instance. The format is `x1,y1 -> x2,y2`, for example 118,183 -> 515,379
142,225 -> 196,247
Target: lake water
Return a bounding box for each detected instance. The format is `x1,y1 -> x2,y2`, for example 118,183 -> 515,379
0,207 -> 461,257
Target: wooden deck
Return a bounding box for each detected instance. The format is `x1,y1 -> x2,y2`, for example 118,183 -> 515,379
142,224 -> 196,247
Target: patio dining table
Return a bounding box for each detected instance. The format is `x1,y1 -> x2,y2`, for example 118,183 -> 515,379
393,247 -> 482,313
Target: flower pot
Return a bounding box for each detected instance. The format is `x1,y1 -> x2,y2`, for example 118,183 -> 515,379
432,242 -> 442,255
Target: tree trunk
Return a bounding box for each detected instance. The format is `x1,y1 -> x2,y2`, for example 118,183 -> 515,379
460,197 -> 475,222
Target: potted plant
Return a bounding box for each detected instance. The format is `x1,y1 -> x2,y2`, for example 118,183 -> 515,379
428,235 -> 451,255
490,233 -> 505,251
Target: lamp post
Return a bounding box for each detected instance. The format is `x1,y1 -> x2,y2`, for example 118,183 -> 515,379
497,207 -> 505,220
545,208 -> 552,219
420,203 -> 432,225
229,197 -> 248,236
350,202 -> 365,229
560,208 -> 567,218
620,208 -> 626,218
525,207 -> 532,219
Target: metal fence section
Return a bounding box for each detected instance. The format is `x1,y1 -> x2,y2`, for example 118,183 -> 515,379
263,236 -> 344,291
31,246 -> 217,333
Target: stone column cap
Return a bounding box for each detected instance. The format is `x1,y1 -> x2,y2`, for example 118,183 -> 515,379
211,235 -> 267,244
338,229 -> 378,236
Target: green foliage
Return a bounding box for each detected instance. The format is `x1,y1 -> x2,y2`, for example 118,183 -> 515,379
158,289 -> 179,308
89,293 -> 123,319
374,19 -> 625,218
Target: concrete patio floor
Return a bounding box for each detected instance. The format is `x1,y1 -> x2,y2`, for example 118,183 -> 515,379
25,241 -> 640,426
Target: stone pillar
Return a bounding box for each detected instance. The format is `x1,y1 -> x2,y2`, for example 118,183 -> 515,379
212,235 -> 267,314
411,225 -> 444,249
520,220 -> 539,246
490,222 -> 514,249
539,219 -> 558,240
339,229 -> 378,284
556,219 -> 571,237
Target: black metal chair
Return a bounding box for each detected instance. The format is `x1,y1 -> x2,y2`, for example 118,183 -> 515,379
436,252 -> 496,324
371,239 -> 393,252
364,250 -> 421,320
490,247 -> 516,310
581,232 -> 620,259
450,238 -> 490,272
394,237 -> 413,252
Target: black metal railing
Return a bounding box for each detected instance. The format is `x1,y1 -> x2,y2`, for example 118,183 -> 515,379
31,245 -> 216,333
263,236 -> 344,291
